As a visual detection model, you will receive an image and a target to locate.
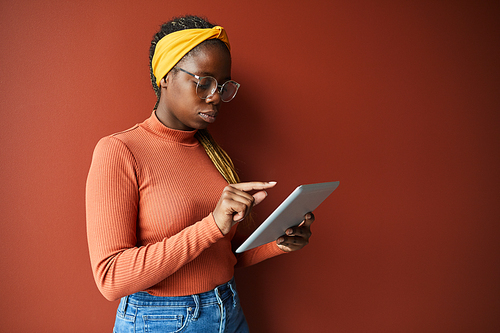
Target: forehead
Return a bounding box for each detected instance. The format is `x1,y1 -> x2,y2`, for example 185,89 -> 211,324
179,44 -> 232,79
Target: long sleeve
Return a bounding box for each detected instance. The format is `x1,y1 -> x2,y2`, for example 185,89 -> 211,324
234,242 -> 285,268
86,137 -> 226,300
231,224 -> 285,268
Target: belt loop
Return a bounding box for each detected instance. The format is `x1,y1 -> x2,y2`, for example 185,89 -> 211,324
118,295 -> 130,316
228,279 -> 237,308
191,294 -> 200,320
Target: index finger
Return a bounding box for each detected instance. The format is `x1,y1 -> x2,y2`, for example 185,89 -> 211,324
230,181 -> 277,192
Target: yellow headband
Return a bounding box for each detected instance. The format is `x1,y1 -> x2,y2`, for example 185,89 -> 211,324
151,26 -> 231,88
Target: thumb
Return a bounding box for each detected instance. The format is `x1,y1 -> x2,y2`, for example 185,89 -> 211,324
252,190 -> 268,206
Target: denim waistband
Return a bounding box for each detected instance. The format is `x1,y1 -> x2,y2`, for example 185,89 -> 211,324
124,277 -> 237,308
115,277 -> 246,331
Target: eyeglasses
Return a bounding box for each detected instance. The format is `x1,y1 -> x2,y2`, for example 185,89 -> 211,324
175,67 -> 240,102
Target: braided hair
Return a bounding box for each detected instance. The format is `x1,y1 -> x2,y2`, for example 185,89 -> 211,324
149,15 -> 241,186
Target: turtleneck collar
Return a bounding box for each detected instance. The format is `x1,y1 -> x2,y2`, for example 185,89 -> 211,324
140,111 -> 200,146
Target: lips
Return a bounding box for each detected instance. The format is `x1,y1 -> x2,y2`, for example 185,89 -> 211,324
198,110 -> 218,124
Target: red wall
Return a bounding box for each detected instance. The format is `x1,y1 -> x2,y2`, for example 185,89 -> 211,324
1,1 -> 499,332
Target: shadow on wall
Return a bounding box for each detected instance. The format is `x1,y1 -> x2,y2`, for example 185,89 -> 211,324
210,69 -> 285,180
210,69 -> 311,331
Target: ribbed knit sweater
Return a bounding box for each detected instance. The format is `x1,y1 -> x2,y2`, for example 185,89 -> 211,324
86,112 -> 284,301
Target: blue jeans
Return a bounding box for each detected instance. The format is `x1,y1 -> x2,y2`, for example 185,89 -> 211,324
113,277 -> 250,333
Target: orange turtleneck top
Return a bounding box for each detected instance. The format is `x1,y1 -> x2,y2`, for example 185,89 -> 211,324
86,112 -> 284,301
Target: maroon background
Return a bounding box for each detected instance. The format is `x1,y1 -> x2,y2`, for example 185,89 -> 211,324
1,1 -> 499,332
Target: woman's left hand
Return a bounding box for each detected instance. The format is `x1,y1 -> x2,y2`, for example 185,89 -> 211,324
276,212 -> 315,252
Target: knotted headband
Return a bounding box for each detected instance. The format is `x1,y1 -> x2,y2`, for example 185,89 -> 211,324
151,26 -> 231,88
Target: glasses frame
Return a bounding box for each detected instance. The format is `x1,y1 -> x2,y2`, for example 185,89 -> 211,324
175,67 -> 240,102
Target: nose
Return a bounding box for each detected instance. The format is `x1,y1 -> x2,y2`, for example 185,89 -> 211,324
205,89 -> 221,105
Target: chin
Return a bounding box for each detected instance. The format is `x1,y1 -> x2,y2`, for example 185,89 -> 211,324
194,122 -> 211,130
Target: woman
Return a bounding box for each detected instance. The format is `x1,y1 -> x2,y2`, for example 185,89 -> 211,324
86,15 -> 314,332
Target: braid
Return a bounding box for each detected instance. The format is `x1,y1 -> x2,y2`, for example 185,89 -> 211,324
195,129 -> 255,225
195,129 -> 240,184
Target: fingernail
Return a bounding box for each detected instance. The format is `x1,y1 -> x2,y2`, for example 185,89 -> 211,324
277,237 -> 284,244
286,229 -> 293,235
268,181 -> 277,185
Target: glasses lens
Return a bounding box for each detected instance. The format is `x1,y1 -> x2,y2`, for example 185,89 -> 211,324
196,77 -> 217,99
220,81 -> 240,102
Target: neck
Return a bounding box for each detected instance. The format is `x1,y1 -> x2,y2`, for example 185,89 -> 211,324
154,98 -> 170,128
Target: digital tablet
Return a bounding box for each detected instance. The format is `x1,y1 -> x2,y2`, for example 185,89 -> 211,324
235,181 -> 339,253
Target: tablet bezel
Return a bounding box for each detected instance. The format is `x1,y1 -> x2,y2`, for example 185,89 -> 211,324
235,181 -> 339,253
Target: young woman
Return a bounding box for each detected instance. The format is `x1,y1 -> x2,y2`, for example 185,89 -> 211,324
86,15 -> 315,332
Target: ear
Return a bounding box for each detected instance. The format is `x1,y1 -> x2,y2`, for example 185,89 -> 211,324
160,74 -> 169,90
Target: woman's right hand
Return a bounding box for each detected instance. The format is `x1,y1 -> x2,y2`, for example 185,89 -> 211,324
213,181 -> 277,235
